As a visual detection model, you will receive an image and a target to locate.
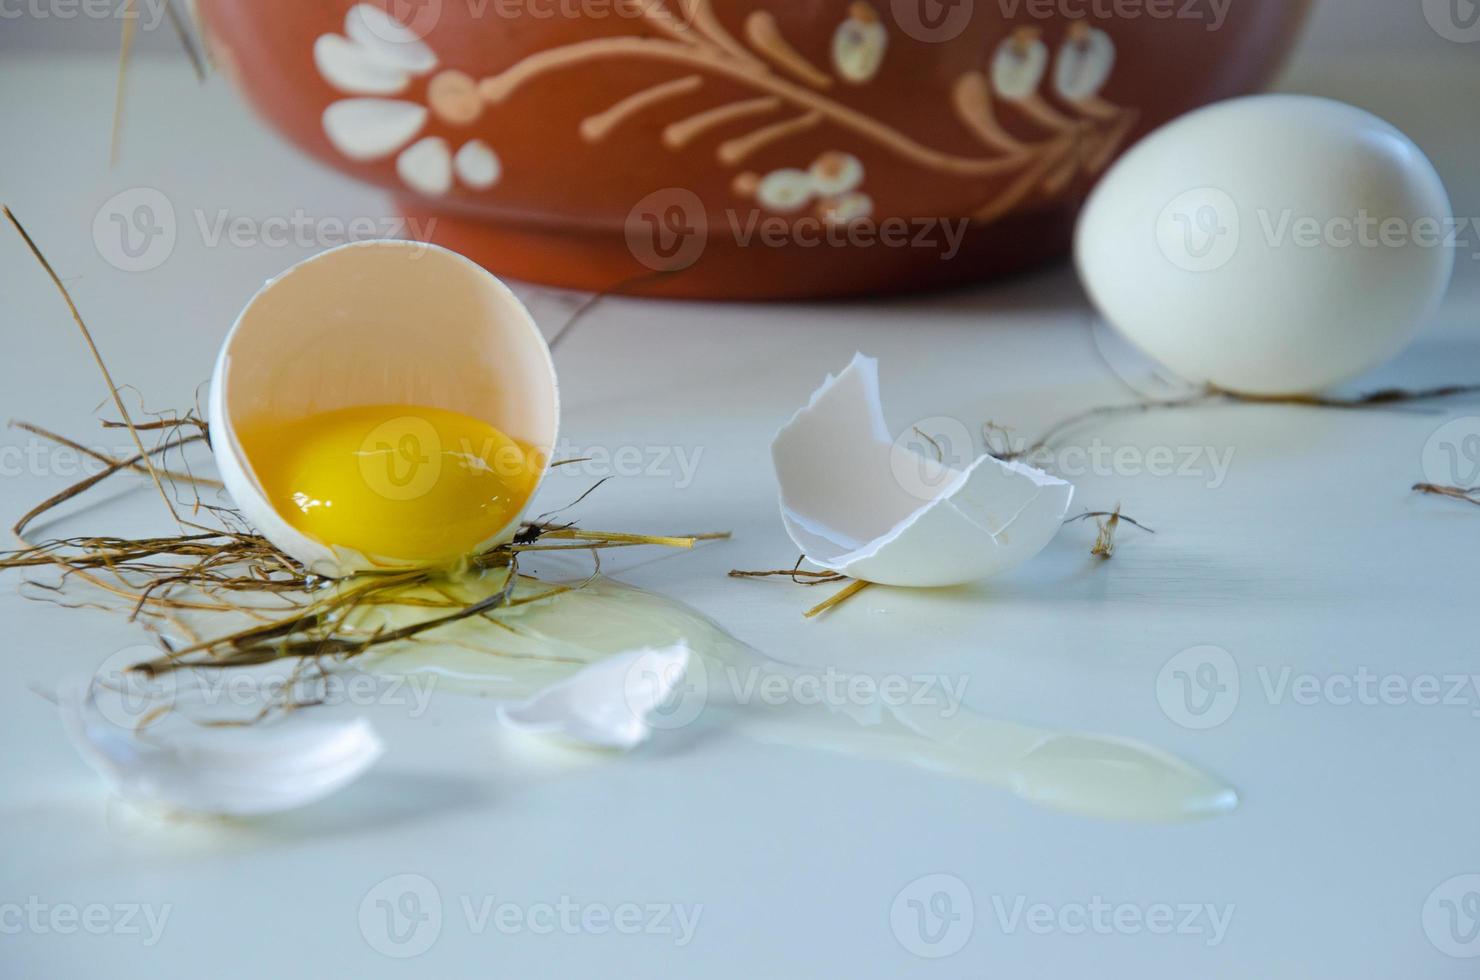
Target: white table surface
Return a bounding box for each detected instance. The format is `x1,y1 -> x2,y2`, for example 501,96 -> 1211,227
2,26 -> 1479,979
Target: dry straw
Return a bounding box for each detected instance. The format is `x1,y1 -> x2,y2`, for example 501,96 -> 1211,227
1,207 -> 728,685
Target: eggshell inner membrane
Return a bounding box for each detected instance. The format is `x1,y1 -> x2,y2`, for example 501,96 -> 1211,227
772,354 -> 1073,588
211,240 -> 558,575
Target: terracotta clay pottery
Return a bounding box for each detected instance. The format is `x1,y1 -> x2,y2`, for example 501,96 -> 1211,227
198,0 -> 1312,299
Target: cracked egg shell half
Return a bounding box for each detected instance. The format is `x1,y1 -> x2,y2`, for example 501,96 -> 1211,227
209,240 -> 559,578
773,355 -> 1073,588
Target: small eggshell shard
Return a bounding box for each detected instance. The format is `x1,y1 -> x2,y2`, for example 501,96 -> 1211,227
209,240 -> 559,577
497,643 -> 693,750
772,355 -> 1073,588
991,29 -> 1049,100
58,679 -> 384,817
1054,24 -> 1115,101
831,4 -> 887,85
1075,95 -> 1454,395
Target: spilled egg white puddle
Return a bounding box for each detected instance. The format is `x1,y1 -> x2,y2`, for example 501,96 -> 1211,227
190,238 -> 1230,821
350,573 -> 1236,823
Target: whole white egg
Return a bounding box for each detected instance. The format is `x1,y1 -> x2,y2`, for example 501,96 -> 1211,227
1075,95 -> 1453,395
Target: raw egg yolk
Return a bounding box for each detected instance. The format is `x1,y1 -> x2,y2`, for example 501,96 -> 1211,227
240,404 -> 541,564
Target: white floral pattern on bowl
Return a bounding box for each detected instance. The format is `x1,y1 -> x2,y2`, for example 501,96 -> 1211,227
311,2 -> 1133,219
748,150 -> 873,222
317,4 -> 500,196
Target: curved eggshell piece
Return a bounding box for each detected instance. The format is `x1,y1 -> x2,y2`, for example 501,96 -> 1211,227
209,240 -> 559,577
772,354 -> 1073,588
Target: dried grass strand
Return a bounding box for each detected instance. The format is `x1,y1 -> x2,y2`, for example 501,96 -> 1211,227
4,207 -> 188,531
1413,483 -> 1480,507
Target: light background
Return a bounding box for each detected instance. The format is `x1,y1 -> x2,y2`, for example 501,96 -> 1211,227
2,3 -> 1479,979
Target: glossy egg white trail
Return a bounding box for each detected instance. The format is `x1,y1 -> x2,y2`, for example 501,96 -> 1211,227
358,576 -> 1235,822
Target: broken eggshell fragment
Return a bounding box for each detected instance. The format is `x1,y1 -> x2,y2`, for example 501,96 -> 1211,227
208,240 -> 560,578
772,355 -> 1073,588
497,643 -> 693,750
58,678 -> 385,817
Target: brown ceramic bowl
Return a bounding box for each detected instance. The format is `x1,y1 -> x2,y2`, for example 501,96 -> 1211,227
198,0 -> 1311,299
